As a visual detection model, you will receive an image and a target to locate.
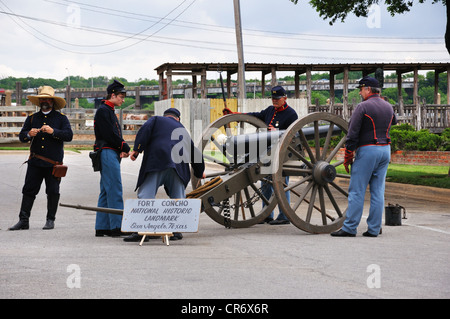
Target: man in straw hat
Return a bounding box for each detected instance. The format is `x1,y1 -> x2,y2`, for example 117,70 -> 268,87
9,85 -> 73,231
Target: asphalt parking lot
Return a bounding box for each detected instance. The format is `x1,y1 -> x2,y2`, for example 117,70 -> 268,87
0,150 -> 449,301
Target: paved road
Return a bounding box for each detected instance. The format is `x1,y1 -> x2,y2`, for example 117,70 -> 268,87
0,150 -> 449,302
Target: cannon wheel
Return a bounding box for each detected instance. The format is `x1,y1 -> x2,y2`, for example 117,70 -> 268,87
191,113 -> 278,228
272,112 -> 350,234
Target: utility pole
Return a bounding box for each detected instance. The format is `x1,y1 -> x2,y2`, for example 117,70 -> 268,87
233,0 -> 246,99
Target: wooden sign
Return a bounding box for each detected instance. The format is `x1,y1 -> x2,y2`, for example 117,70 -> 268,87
121,199 -> 201,233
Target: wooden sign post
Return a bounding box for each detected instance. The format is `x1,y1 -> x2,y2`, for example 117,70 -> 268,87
121,199 -> 201,246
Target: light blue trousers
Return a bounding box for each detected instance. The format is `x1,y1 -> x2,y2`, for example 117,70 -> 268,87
95,149 -> 124,230
137,168 -> 185,199
262,176 -> 290,221
342,145 -> 391,235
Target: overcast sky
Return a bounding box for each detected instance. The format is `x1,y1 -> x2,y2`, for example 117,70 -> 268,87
0,0 -> 448,82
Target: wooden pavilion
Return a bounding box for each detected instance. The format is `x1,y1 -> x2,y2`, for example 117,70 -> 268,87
155,62 -> 450,118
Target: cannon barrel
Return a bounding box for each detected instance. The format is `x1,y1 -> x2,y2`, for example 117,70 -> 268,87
224,124 -> 342,164
59,203 -> 123,215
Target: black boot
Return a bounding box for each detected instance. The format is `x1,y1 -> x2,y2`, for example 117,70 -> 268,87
9,194 -> 35,231
43,194 -> 60,229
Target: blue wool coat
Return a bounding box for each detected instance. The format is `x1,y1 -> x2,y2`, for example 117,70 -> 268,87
133,116 -> 205,191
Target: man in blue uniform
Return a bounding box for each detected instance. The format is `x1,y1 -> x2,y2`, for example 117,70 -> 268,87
223,86 -> 298,224
123,108 -> 205,242
331,76 -> 397,237
9,86 -> 73,230
94,80 -> 130,237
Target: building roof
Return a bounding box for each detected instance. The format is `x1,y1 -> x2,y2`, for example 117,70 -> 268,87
155,62 -> 450,75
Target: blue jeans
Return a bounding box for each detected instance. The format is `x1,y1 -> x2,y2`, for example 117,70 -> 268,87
342,145 -> 391,235
137,168 -> 185,199
96,149 -> 124,230
261,176 -> 290,221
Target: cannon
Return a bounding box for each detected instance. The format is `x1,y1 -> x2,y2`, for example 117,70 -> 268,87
61,112 -> 350,234
189,112 -> 349,234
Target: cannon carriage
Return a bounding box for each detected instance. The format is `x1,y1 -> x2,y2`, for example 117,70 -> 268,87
61,112 -> 350,235
189,112 -> 350,234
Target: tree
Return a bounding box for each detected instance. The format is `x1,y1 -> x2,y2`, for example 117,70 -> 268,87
290,0 -> 449,55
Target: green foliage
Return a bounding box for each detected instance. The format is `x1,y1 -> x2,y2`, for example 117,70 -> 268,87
311,91 -> 330,105
77,98 -> 94,109
0,76 -> 159,90
440,128 -> 450,151
381,87 -> 412,104
390,124 -> 449,152
293,0 -> 446,25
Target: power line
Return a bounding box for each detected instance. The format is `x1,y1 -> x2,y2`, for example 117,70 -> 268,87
0,0 -> 447,64
0,9 -> 444,56
0,0 -> 198,54
43,0 -> 445,44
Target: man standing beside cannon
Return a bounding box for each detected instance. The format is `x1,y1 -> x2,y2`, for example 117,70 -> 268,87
331,76 -> 397,238
223,85 -> 298,225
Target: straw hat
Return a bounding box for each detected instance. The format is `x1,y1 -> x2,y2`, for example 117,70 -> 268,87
28,86 -> 66,110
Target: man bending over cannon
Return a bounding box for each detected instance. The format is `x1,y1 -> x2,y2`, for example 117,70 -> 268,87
123,108 -> 205,242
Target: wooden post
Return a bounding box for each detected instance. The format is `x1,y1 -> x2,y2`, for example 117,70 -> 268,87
192,75 -> 197,99
261,71 -> 267,98
201,69 -> 207,99
66,85 -> 71,108
5,90 -> 12,106
158,72 -> 164,100
434,70 -> 439,105
306,67 -> 312,107
227,72 -> 232,99
75,98 -> 80,130
342,67 -> 349,121
329,70 -> 335,115
135,86 -> 141,108
15,82 -> 22,106
271,66 -> 277,88
397,70 -> 404,116
167,67 -> 173,99
233,0 -> 246,99
294,70 -> 300,98
415,97 -> 422,131
413,67 -> 418,110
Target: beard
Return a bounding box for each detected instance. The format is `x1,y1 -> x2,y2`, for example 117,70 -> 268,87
40,102 -> 52,111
